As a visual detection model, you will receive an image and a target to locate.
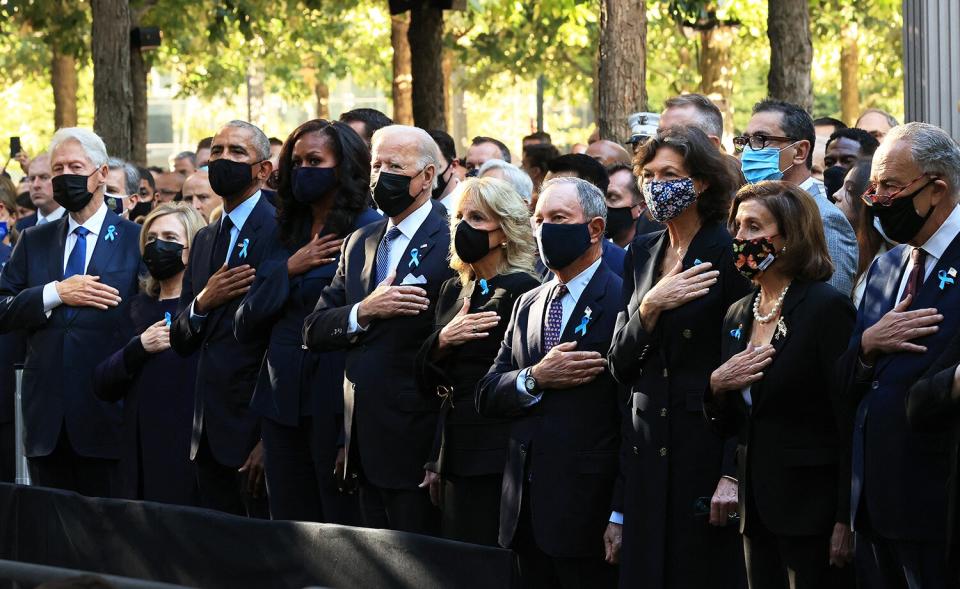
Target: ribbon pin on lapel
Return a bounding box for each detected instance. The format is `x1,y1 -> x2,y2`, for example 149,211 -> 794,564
479,278 -> 490,295
574,307 -> 592,336
408,248 -> 420,268
104,225 -> 117,241
164,311 -> 172,326
693,258 -> 703,266
238,238 -> 250,260
730,324 -> 742,340
938,268 -> 957,290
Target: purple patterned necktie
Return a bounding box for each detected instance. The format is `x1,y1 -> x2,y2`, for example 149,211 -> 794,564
543,283 -> 568,351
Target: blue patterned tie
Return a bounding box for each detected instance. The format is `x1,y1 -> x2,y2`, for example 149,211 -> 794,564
375,226 -> 403,284
543,283 -> 567,351
64,226 -> 90,319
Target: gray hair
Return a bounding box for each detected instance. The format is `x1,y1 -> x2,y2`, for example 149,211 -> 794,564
540,176 -> 607,221
106,157 -> 141,195
49,127 -> 108,168
479,159 -> 534,202
663,93 -> 724,139
371,125 -> 442,190
223,120 -> 271,161
175,151 -> 197,165
885,122 -> 960,193
857,108 -> 900,129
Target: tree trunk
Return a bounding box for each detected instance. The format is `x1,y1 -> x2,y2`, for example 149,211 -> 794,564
91,0 -> 133,159
130,47 -> 149,166
391,14 -> 414,125
315,80 -> 331,120
767,0 -> 813,112
699,23 -> 737,140
840,20 -> 860,125
408,2 -> 446,131
598,0 -> 646,142
50,51 -> 78,129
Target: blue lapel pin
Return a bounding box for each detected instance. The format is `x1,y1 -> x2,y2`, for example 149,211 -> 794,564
693,258 -> 702,265
238,238 -> 250,260
164,311 -> 172,326
939,268 -> 957,290
104,225 -> 117,241
574,307 -> 592,336
408,248 -> 420,268
479,278 -> 490,295
730,324 -> 742,340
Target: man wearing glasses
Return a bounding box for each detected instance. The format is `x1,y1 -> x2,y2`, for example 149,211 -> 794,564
837,122 -> 960,588
735,99 -> 858,296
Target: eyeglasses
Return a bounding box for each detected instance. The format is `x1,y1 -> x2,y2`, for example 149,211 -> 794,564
861,174 -> 933,207
732,134 -> 796,152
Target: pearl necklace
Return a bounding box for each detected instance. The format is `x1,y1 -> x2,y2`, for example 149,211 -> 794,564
753,282 -> 791,324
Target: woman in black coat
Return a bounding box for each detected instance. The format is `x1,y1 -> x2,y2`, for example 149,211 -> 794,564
607,126 -> 750,588
93,203 -> 206,505
414,177 -> 540,545
705,181 -> 856,589
234,119 -> 381,522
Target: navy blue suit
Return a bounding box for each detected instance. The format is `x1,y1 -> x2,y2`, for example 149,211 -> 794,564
0,209 -> 141,496
0,241 -> 21,483
838,240 -> 960,587
15,214 -> 36,232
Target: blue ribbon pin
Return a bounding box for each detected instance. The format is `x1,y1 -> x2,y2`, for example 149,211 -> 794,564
238,238 -> 250,259
479,278 -> 490,295
574,307 -> 592,336
104,225 -> 117,241
408,248 -> 420,268
693,258 -> 703,265
730,324 -> 742,340
938,269 -> 955,290
164,311 -> 172,326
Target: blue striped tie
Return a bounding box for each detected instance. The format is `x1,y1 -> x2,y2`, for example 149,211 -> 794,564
375,226 -> 403,284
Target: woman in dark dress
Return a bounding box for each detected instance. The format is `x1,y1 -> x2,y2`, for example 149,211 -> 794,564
607,126 -> 750,588
705,181 -> 856,588
234,119 -> 381,523
414,177 -> 540,545
93,203 -> 206,505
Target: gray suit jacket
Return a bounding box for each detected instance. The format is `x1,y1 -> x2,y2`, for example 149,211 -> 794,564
803,179 -> 858,296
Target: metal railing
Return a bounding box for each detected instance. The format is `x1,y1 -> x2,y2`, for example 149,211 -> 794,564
14,366 -> 29,486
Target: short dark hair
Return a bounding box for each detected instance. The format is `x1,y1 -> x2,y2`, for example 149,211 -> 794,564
547,153 -> 610,193
147,166 -> 164,175
636,125 -> 741,224
523,131 -> 552,144
268,137 -> 283,147
813,117 -> 847,130
196,137 -> 212,151
471,136 -> 511,163
607,162 -> 641,203
136,166 -> 156,190
825,127 -> 880,155
16,190 -> 35,211
523,144 -> 560,171
752,99 -> 816,170
663,93 -> 724,139
339,108 -> 393,141
427,129 -> 457,165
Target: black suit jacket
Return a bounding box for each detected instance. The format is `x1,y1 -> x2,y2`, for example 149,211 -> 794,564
303,200 -> 455,489
171,194 -> 281,468
15,214 -> 37,232
476,260 -> 623,558
0,210 -> 141,459
704,280 -> 856,536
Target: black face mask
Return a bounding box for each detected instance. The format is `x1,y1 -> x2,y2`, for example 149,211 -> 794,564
373,170 -> 420,217
52,172 -> 97,212
292,166 -> 338,204
823,165 -> 848,201
208,158 -> 259,198
538,222 -> 593,270
129,200 -> 152,220
143,239 -> 186,281
454,220 -> 493,264
873,181 -> 936,243
432,163 -> 452,199
466,168 -> 479,178
604,206 -> 636,239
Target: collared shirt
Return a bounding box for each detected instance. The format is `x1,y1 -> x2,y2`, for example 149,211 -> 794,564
799,176 -> 826,199
439,180 -> 463,218
895,203 -> 960,302
36,206 -> 66,226
347,198 -> 434,333
41,204 -> 110,313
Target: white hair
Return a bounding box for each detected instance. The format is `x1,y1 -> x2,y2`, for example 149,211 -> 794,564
223,120 -> 271,161
479,159 -> 534,202
885,122 -> 960,193
371,125 -> 442,190
107,157 -> 141,195
540,176 -> 607,221
49,127 -> 109,168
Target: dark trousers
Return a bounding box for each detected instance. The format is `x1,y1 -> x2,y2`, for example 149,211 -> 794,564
26,429 -> 117,497
194,433 -> 269,518
743,514 -> 854,589
359,480 -> 440,536
855,530 -> 955,589
0,421 -> 13,483
441,472 -> 502,546
261,416 -> 359,525
513,488 -> 617,589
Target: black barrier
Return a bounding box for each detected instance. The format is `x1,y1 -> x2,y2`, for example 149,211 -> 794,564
0,484 -> 517,589
0,558 -> 194,589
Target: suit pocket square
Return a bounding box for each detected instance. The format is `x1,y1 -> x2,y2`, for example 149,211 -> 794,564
401,274 -> 427,285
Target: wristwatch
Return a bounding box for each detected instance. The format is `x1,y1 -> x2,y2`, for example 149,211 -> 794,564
524,368 -> 538,395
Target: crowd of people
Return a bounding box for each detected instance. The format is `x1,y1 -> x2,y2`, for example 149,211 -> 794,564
0,96 -> 958,589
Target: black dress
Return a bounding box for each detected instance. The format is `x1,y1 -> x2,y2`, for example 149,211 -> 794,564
93,293 -> 199,506
608,223 -> 751,589
415,271 -> 540,545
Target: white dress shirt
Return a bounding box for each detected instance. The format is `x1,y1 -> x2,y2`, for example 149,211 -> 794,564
36,206 -> 66,226
41,204 -> 109,312
894,203 -> 960,303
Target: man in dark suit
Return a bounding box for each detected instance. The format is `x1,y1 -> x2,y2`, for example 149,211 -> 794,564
16,153 -> 65,231
838,122 -> 960,588
0,128 -> 141,496
477,177 -> 622,589
303,125 -> 453,535
171,120 -> 279,517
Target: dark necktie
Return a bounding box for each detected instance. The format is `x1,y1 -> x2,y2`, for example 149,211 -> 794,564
543,283 -> 568,352
375,226 -> 403,285
901,247 -> 927,302
209,215 -> 234,273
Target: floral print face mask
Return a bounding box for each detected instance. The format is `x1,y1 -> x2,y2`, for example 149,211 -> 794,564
732,235 -> 781,280
642,177 -> 698,223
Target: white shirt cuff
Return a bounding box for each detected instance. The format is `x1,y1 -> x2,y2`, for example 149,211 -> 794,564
42,281 -> 62,315
189,300 -> 206,319
347,303 -> 367,334
609,511 -> 623,525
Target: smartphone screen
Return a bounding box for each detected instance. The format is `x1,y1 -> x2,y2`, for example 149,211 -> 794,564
9,137 -> 22,159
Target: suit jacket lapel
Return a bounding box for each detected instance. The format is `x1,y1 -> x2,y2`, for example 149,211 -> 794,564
632,231 -> 667,305
560,266 -> 610,344
526,286 -> 549,363
48,218 -> 69,281
752,282 -> 809,412
913,235 -> 960,309
395,202 -> 444,284
86,210 -> 123,277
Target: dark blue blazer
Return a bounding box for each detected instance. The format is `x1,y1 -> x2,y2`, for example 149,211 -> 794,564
15,214 -> 36,232
303,200 -> 455,490
0,209 -> 141,459
476,260 -> 623,558
838,241 -> 960,541
0,242 -> 23,427
171,195 -> 282,468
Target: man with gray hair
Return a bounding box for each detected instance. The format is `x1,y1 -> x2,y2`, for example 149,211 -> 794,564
0,127 -> 141,497
173,151 -> 197,177
479,158 -> 534,203
838,121 -> 960,588
304,124 -> 454,535
659,93 -> 725,147
477,176 -> 623,587
104,157 -> 140,216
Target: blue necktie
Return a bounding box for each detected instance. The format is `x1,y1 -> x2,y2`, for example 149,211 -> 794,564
65,226 -> 90,279
375,226 -> 403,285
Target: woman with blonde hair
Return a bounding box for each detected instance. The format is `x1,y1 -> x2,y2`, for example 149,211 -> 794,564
93,203 -> 206,505
414,177 -> 540,545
